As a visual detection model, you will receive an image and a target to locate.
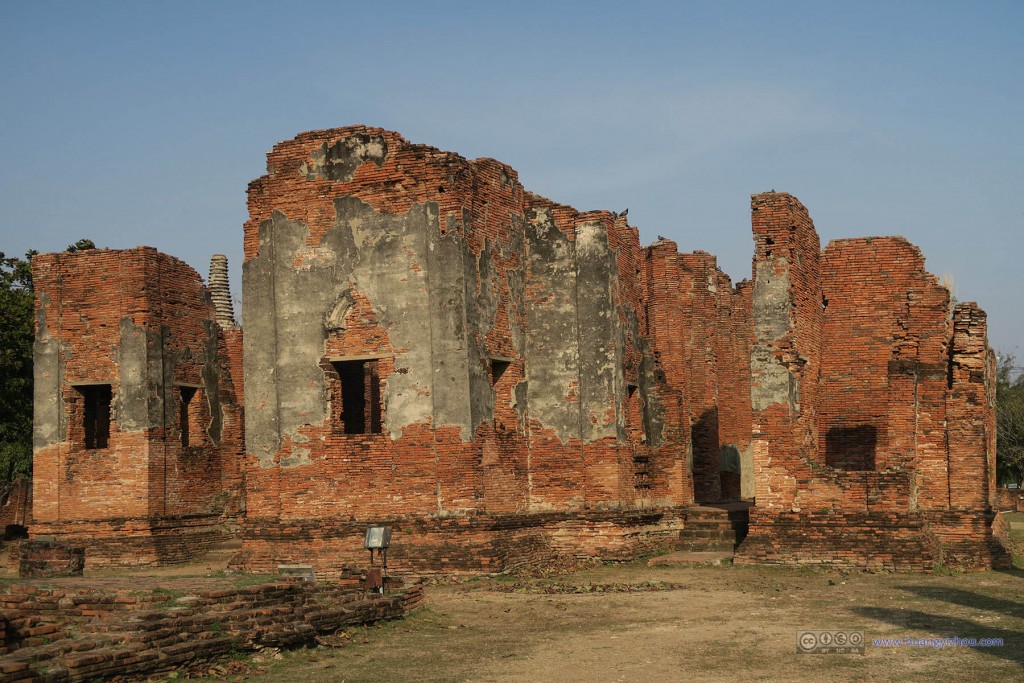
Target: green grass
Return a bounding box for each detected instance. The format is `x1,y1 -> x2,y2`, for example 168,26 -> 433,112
231,573 -> 281,587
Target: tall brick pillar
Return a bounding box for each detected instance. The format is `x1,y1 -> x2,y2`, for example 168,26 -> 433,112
749,192 -> 823,510
643,240 -> 694,505
946,303 -> 995,510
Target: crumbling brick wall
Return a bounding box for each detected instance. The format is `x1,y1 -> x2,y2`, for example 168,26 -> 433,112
818,237 -> 950,476
17,539 -> 84,578
30,128 -> 1001,574
746,192 -> 824,512
30,248 -> 244,566
237,127 -> 717,571
0,580 -> 420,680
717,278 -> 753,499
735,192 -> 1006,570
642,245 -> 754,503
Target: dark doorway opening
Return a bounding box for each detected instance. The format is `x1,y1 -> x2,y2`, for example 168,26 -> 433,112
333,360 -> 382,434
75,384 -> 111,449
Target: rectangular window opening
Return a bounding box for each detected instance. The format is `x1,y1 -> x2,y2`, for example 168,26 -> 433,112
332,360 -> 383,435
179,387 -> 198,447
75,384 -> 111,449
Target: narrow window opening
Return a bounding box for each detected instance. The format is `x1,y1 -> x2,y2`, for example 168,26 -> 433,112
489,358 -> 514,431
179,387 -> 197,447
333,360 -> 383,435
76,385 -> 111,449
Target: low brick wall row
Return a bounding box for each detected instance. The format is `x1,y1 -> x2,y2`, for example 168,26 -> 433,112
234,507 -> 688,578
735,508 -> 1010,571
0,579 -> 421,682
29,514 -> 228,568
994,487 -> 1023,512
17,541 -> 85,578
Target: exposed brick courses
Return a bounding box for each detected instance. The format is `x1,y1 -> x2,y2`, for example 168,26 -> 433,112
735,193 -> 1005,570
28,127 -> 1003,574
30,248 -> 244,566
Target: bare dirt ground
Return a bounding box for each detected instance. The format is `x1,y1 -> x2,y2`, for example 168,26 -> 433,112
6,519 -> 1021,682
182,559 -> 1024,683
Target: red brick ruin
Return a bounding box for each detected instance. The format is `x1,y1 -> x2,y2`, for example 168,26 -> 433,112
30,249 -> 244,564
28,127 -> 1008,574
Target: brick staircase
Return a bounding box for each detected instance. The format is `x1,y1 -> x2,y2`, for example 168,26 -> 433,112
649,503 -> 750,567
677,504 -> 750,553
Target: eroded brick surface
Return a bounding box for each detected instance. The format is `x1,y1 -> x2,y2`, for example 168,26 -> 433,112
0,578 -> 420,681
28,128 -> 1001,574
30,249 -> 244,566
735,193 -> 1006,571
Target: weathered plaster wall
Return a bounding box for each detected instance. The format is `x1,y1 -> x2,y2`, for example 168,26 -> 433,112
235,126 -> 698,570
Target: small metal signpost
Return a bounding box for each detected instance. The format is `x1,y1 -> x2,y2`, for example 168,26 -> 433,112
363,526 -> 391,593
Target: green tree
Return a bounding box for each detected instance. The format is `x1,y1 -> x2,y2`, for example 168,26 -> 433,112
0,239 -> 97,486
65,238 -> 96,253
0,250 -> 36,482
996,351 -> 1024,487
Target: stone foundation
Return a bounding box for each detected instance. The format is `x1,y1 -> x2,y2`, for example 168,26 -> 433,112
29,514 -> 227,567
235,508 -> 688,577
735,508 -> 1009,571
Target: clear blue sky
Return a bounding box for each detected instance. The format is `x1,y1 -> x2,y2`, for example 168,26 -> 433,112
1,1 -> 1021,355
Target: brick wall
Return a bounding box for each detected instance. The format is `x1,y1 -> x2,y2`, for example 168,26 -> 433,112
17,540 -> 84,578
29,127 -> 1001,574
718,279 -> 753,499
0,579 -> 420,681
30,248 -> 244,565
236,126 -> 712,572
642,245 -> 754,503
736,192 -> 1005,570
747,192 -> 823,512
0,479 -> 31,531
994,488 -> 1023,512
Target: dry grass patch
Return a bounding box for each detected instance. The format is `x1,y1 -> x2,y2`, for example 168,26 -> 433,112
186,561 -> 1024,683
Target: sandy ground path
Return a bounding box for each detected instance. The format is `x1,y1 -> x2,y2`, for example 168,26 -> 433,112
192,561 -> 1023,683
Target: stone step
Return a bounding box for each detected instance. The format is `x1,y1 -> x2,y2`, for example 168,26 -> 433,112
678,540 -> 736,553
685,516 -> 734,525
678,504 -> 750,554
684,521 -> 736,531
648,550 -> 733,567
687,513 -> 748,525
681,526 -> 736,537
